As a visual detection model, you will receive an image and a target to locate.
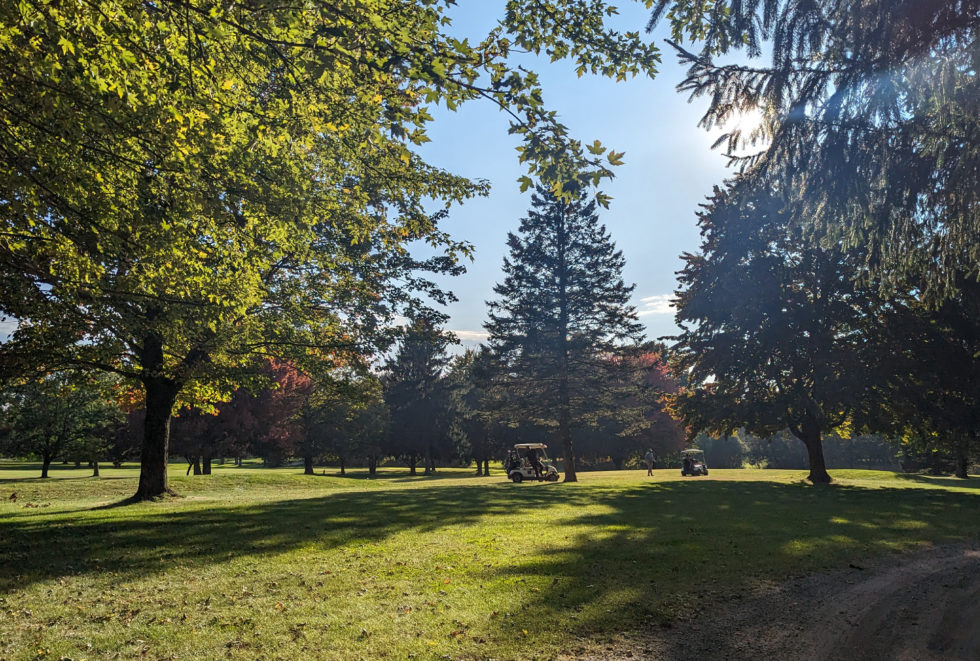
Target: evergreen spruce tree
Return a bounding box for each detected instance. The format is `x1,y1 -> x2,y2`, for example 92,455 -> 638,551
485,187 -> 645,482
382,318 -> 454,475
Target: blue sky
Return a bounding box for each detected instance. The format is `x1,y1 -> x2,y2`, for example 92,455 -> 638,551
412,2 -> 741,348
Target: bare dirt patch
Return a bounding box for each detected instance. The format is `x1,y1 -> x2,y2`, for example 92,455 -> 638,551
574,543 -> 980,660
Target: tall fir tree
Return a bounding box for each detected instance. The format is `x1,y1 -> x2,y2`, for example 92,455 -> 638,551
485,187 -> 645,482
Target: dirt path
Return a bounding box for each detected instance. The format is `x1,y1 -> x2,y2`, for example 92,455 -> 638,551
579,544 -> 980,660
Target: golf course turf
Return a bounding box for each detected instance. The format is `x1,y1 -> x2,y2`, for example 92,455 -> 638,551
0,465 -> 977,659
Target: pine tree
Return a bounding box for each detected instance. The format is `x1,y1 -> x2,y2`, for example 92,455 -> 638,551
382,318 -> 454,475
485,187 -> 645,482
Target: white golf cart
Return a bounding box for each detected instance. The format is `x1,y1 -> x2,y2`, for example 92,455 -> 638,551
680,448 -> 709,476
505,443 -> 560,482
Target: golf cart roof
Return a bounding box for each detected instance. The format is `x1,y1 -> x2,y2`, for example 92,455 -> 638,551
514,443 -> 547,449
681,448 -> 705,454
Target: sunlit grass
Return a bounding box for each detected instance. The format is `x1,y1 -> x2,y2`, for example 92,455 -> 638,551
0,465 -> 977,659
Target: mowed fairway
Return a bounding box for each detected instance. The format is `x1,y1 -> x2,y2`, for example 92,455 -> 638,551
1,465 -> 978,660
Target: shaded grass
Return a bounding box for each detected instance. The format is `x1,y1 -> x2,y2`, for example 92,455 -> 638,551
0,467 -> 977,659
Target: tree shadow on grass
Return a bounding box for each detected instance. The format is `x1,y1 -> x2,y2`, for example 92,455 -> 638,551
0,477 -> 976,657
891,473 -> 980,490
311,469 -> 498,483
0,481 -> 576,595
481,480 -> 980,652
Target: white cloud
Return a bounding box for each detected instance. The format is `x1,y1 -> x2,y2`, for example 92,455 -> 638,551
451,329 -> 489,343
636,294 -> 674,317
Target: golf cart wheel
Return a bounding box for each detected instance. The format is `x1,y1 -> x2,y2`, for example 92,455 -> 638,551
511,472 -> 523,483
546,473 -> 559,482
681,470 -> 686,476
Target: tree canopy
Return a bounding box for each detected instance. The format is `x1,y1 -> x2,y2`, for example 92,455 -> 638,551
670,176 -> 890,483
649,0 -> 980,301
0,0 -> 671,499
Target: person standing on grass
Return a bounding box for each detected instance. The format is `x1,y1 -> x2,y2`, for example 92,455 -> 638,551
645,449 -> 656,476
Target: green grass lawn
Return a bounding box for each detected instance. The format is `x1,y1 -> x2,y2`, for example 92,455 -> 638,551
0,464 -> 977,660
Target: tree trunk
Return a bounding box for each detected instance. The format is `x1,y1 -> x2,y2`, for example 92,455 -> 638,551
555,203 -> 577,483
954,435 -> 969,479
475,459 -> 483,476
368,456 -> 377,475
202,455 -> 212,475
134,372 -> 180,500
74,461 -> 82,468
339,457 -> 346,476
483,459 -> 489,476
303,454 -> 314,475
236,456 -> 242,467
41,453 -> 52,478
192,457 -> 202,475
793,415 -> 831,484
219,457 -> 225,465
409,454 -> 417,475
559,417 -> 577,482
92,461 -> 100,477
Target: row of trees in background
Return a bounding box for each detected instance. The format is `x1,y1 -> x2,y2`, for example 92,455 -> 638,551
0,340 -> 684,478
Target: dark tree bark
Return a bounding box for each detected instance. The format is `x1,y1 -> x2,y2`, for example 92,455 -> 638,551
475,459 -> 483,476
192,457 -> 202,475
792,414 -> 831,484
92,461 -> 100,477
954,436 -> 969,479
368,455 -> 377,475
408,454 -> 417,475
134,368 -> 180,500
557,208 -> 577,484
202,456 -> 212,475
303,454 -> 314,475
41,453 -> 52,478
558,368 -> 577,482
483,459 -> 489,476
339,457 -> 346,476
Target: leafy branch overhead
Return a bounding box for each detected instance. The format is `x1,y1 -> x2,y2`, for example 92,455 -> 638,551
0,0 -> 668,499
648,0 -> 980,301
